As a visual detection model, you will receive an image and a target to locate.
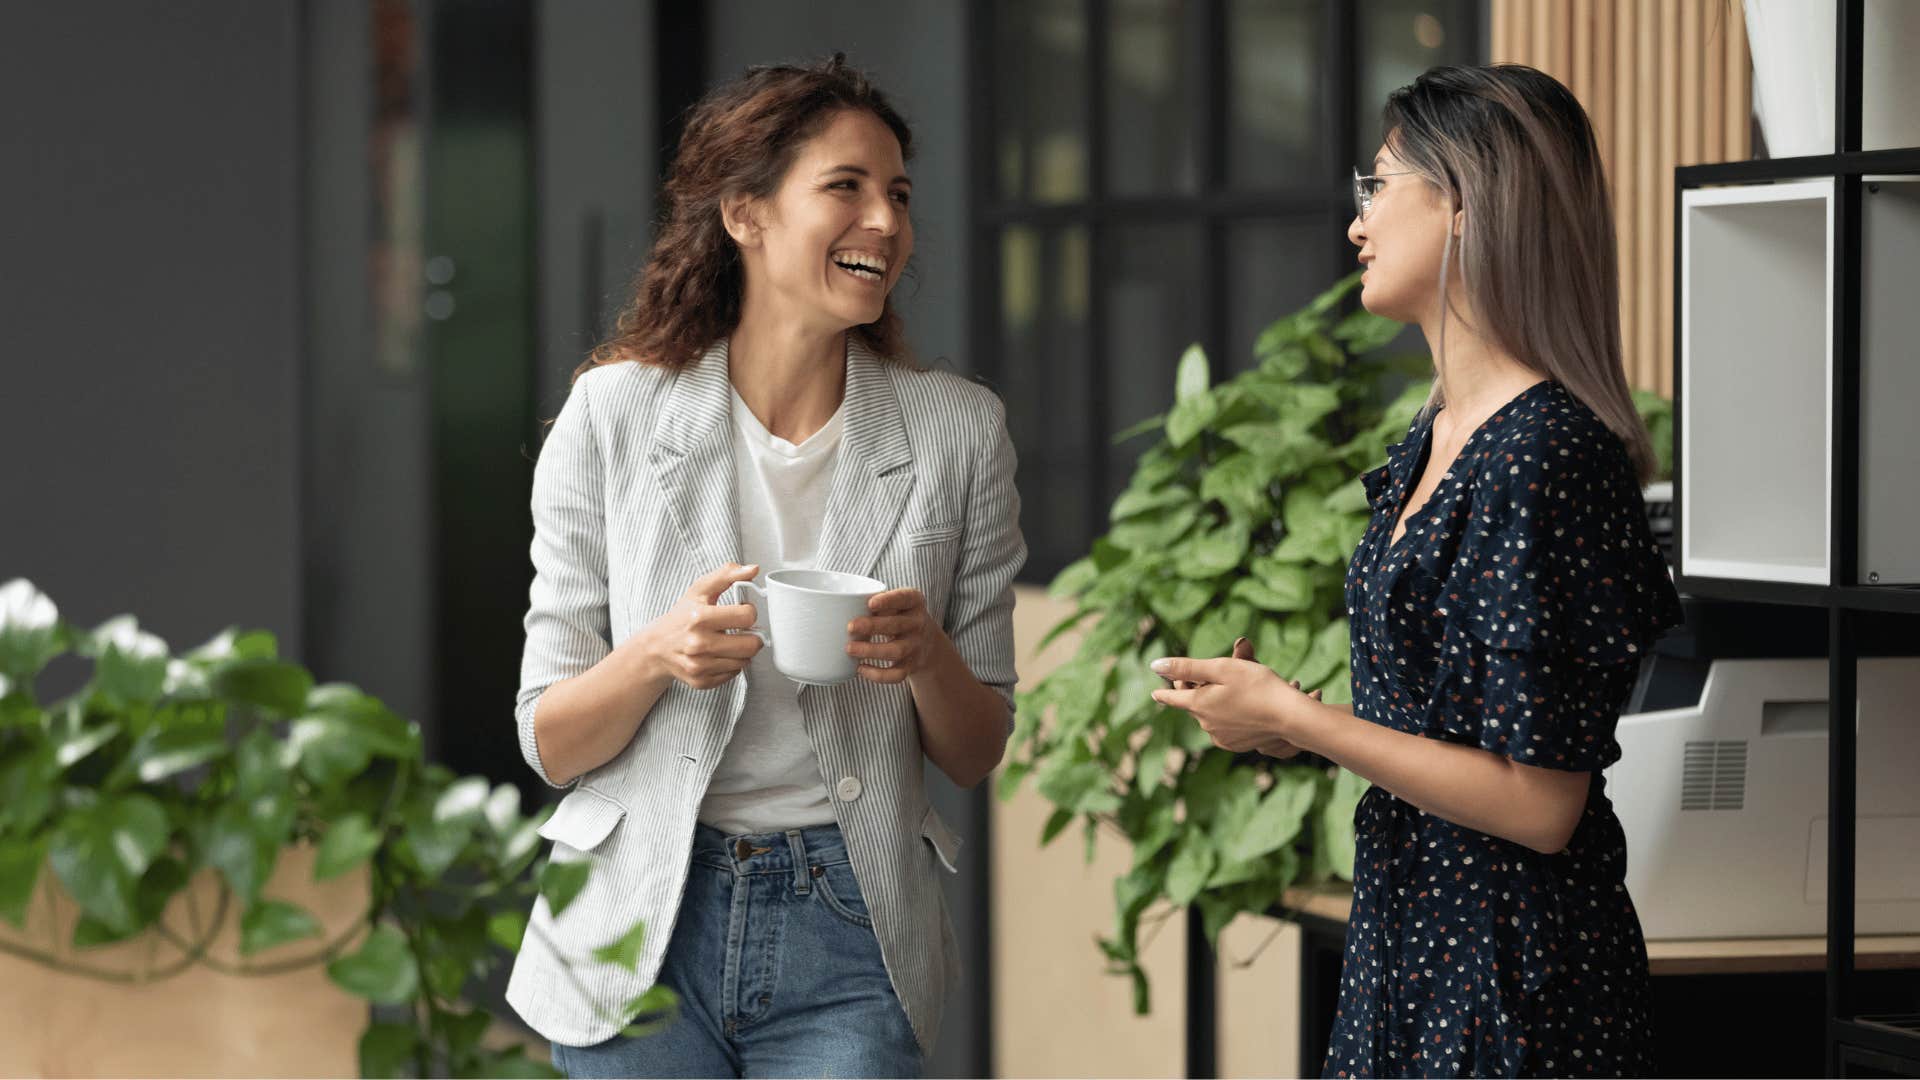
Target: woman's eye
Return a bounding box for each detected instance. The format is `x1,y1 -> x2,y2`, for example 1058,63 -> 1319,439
829,180 -> 859,192
891,190 -> 912,205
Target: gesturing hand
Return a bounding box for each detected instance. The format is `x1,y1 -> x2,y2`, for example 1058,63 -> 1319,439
638,562 -> 764,690
1151,641 -> 1321,755
846,588 -> 937,684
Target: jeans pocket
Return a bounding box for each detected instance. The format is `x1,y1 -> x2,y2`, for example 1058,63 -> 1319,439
812,862 -> 874,928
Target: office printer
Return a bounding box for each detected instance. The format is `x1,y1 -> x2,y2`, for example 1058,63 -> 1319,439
1606,596 -> 1920,939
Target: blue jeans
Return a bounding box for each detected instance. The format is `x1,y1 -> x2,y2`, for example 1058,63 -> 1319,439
551,822 -> 922,1079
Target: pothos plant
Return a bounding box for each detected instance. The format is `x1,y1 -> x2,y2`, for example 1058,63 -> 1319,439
0,579 -> 672,1078
998,272 -> 1430,1013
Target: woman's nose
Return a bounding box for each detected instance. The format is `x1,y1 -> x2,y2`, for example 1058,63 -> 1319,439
1347,214 -> 1367,247
864,196 -> 902,236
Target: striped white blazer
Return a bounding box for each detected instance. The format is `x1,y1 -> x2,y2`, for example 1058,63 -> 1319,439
504,338 -> 1025,1054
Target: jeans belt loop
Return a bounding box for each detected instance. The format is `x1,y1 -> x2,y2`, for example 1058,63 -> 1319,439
786,829 -> 810,894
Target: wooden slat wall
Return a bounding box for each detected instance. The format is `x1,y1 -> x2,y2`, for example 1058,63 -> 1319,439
1491,0 -> 1751,396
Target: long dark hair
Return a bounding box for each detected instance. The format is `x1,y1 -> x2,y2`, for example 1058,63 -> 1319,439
1384,64 -> 1656,483
577,54 -> 913,378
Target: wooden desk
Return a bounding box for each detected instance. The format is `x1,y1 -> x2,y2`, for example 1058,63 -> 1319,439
1280,882 -> 1920,974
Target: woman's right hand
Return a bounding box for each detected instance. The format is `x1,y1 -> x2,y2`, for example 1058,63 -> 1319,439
1169,635 -> 1315,759
633,562 -> 765,689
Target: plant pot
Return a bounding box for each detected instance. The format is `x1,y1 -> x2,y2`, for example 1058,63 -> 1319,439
0,845 -> 368,1078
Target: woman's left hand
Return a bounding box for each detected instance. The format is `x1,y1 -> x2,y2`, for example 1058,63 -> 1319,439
847,588 -> 937,684
1150,656 -> 1315,752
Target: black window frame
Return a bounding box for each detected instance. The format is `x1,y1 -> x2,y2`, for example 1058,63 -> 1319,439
968,0 -> 1481,584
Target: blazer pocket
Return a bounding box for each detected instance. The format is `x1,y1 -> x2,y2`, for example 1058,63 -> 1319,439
536,786 -> 627,853
920,804 -> 963,874
907,521 -> 963,548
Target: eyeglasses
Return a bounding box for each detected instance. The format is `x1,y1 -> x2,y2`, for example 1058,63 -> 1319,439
1353,167 -> 1414,221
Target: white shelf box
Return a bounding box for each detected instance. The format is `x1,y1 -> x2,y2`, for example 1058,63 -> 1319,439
1860,177 -> 1920,586
1681,180 -> 1832,586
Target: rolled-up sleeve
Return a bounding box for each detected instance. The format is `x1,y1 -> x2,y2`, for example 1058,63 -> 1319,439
944,394 -> 1026,730
516,379 -> 611,788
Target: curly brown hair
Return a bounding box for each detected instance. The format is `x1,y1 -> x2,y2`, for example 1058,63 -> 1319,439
575,54 -> 914,378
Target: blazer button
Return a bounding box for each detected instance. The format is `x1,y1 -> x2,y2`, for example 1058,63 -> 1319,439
835,776 -> 863,802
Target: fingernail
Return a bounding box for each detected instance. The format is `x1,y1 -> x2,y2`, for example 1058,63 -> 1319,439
1149,658 -> 1171,674
1233,637 -> 1249,650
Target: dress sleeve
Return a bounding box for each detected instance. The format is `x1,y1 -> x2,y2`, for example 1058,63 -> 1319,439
1426,429 -> 1682,771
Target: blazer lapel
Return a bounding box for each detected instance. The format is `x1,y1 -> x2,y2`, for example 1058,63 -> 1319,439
648,341 -> 739,576
812,338 -> 915,582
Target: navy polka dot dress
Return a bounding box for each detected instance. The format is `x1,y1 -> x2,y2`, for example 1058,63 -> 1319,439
1324,381 -> 1683,1078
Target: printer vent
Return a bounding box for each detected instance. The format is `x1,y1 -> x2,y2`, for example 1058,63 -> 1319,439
1680,739 -> 1747,811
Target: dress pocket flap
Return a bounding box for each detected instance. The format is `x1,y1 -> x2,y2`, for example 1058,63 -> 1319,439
920,804 -> 962,874
907,521 -> 963,547
536,786 -> 627,852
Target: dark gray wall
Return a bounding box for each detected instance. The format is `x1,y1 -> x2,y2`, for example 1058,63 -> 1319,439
534,0 -> 658,413
1,2 -> 303,660
301,0 -> 435,724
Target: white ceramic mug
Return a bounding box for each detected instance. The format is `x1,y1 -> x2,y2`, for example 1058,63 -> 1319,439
735,569 -> 886,686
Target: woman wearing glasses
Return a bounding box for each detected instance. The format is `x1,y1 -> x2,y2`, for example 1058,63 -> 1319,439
1152,65 -> 1680,1076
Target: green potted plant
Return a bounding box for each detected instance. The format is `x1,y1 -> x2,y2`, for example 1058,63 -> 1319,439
0,579 -> 670,1077
998,273 -> 1426,1011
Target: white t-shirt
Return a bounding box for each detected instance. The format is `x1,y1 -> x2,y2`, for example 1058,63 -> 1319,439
697,387 -> 844,835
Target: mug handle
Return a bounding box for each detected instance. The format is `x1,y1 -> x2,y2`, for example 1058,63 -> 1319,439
734,581 -> 772,646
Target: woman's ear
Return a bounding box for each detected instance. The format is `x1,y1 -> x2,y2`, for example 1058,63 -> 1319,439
720,191 -> 760,249
1452,207 -> 1466,238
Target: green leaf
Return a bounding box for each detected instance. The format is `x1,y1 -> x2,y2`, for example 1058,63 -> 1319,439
488,908 -> 529,952
1199,453 -> 1275,519
358,1021 -> 418,1079
73,913 -> 140,948
1331,307 -> 1405,353
48,793 -> 170,931
241,898 -> 323,955
1047,557 -> 1100,600
618,984 -> 681,1037
484,783 -> 522,835
401,812 -> 472,880
91,616 -> 171,705
1107,503 -> 1199,553
0,579 -> 64,681
0,836 -> 48,927
130,727 -> 229,784
1291,618 -> 1351,689
1256,616 -> 1313,676
1111,412 -> 1166,442
1036,759 -> 1119,815
0,743 -> 58,834
1038,807 -> 1075,847
593,916 -> 648,971
302,684 -> 418,757
1110,483 -> 1193,523
213,659 -> 314,716
51,712 -> 121,770
433,776 -> 490,826
327,924 -> 420,1005
1165,393 -> 1220,450
1247,559 -> 1315,612
1147,577 -> 1213,625
200,795 -> 290,903
539,859 -> 591,918
1221,768 -> 1320,863
1164,830 -> 1216,906
315,812 -> 383,881
1188,601 -> 1254,662
287,717 -> 373,789
1174,343 -> 1211,402
1176,520 -> 1250,579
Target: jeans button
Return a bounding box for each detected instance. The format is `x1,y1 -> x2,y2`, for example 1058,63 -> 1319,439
733,838 -> 752,860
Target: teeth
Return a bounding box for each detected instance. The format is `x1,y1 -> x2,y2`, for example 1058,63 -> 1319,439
832,250 -> 888,276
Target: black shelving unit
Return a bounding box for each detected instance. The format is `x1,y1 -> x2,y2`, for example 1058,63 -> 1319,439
1673,0 -> 1920,1073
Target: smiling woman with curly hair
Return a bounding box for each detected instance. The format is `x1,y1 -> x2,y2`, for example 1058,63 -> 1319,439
504,55 -> 1025,1079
